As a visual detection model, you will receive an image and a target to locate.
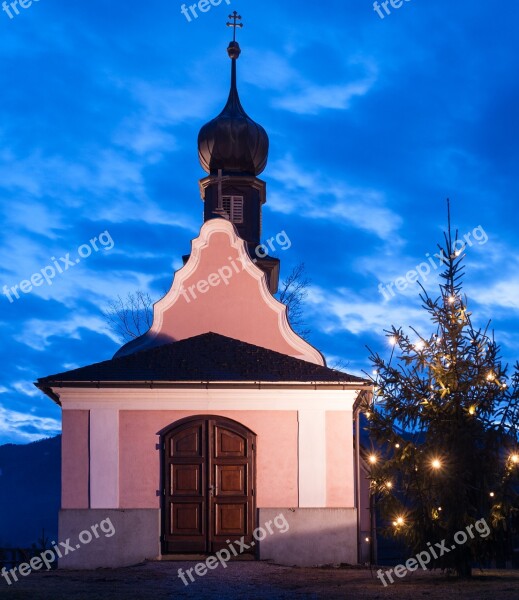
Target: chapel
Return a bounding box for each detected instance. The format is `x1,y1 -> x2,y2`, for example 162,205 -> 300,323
37,15 -> 373,568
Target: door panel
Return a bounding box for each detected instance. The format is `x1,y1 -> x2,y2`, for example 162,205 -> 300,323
170,503 -> 203,535
216,465 -> 246,495
163,421 -> 207,552
215,503 -> 248,536
215,427 -> 246,457
163,417 -> 255,554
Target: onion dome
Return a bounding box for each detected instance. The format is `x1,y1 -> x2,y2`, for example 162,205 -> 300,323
198,39 -> 269,176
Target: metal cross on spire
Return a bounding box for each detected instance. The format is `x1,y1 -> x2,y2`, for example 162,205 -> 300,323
226,11 -> 243,42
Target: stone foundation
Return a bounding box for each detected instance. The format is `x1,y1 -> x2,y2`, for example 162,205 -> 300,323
58,509 -> 160,569
257,507 -> 358,567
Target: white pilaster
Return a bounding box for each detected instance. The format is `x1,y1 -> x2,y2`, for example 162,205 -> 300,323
90,408 -> 119,508
298,410 -> 326,507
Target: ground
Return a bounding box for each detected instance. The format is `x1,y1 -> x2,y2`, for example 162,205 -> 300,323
1,561 -> 519,599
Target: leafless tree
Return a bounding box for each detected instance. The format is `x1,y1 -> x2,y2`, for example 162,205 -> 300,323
277,262 -> 311,340
103,291 -> 154,342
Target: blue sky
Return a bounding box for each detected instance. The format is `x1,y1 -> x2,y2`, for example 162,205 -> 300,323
1,0 -> 518,444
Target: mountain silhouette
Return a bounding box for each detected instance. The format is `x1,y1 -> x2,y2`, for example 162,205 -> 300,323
0,435 -> 60,548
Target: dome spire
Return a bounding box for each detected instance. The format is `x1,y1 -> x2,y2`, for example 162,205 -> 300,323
226,10 -> 242,105
197,12 -> 269,176
196,13 -> 278,294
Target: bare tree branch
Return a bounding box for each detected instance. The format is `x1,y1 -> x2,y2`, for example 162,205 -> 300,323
277,262 -> 311,340
103,291 -> 154,343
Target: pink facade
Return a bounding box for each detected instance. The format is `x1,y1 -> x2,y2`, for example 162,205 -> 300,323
61,407 -> 357,511
61,410 -> 89,509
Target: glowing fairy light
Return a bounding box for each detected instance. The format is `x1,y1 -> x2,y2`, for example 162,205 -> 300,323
431,458 -> 442,470
414,340 -> 425,351
368,454 -> 378,465
389,335 -> 398,347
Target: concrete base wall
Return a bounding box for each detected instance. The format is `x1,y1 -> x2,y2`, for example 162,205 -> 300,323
258,508 -> 358,567
58,509 -> 160,569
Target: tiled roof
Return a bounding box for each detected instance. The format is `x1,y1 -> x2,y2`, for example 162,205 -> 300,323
37,332 -> 367,386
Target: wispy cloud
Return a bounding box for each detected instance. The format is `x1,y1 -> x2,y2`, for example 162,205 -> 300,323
243,50 -> 378,115
268,155 -> 402,242
472,276 -> 519,311
12,381 -> 40,398
0,405 -> 61,444
275,79 -> 376,115
305,285 -> 430,338
14,314 -> 120,351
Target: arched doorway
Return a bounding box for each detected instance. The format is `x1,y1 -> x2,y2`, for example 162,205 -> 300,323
161,415 -> 256,554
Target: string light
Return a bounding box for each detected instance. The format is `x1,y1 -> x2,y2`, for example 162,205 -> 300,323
468,405 -> 476,416
510,454 -> 519,465
368,454 -> 378,465
389,335 -> 398,346
489,492 -> 495,498
414,340 -> 425,351
393,516 -> 405,527
431,458 -> 442,470
448,296 -> 456,304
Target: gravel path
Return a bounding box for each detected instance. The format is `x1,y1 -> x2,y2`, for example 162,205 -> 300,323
1,561 -> 519,600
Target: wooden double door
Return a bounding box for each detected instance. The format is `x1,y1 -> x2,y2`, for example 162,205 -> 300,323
162,416 -> 256,554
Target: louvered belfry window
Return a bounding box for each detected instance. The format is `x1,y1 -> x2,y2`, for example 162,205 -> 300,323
222,195 -> 244,224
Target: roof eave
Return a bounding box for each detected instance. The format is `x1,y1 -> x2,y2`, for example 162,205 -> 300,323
35,383 -> 62,406
37,379 -> 372,392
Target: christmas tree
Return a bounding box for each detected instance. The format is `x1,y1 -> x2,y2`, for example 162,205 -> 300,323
365,206 -> 519,578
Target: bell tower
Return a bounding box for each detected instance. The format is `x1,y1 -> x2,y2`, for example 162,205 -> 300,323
197,12 -> 279,292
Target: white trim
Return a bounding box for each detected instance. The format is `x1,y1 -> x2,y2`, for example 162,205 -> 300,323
298,410 -> 327,507
56,387 -> 359,411
90,408 -> 119,508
